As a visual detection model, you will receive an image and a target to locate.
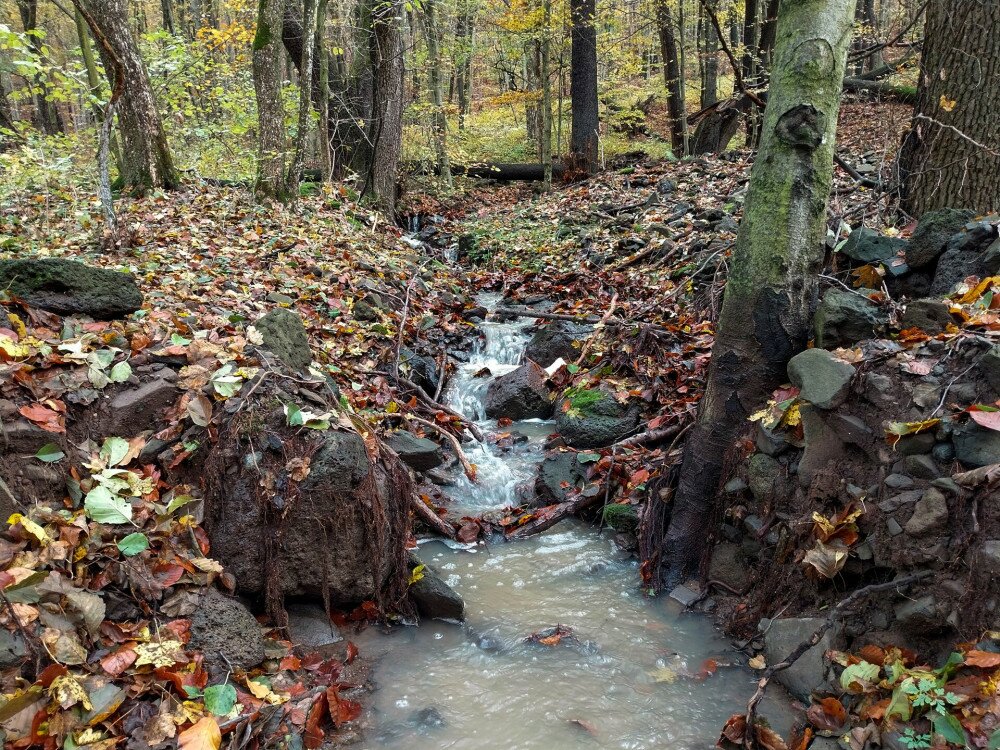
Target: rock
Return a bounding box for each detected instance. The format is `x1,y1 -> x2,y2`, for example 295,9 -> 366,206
207,429 -> 410,605
980,345 -> 1000,393
456,234 -> 478,262
0,630 -> 27,669
976,541 -> 1000,576
886,518 -> 903,536
668,584 -> 700,607
0,258 -> 143,320
409,707 -> 446,729
985,238 -> 1000,275
884,473 -> 913,489
266,292 -> 295,305
906,208 -> 975,268
188,589 -> 266,674
387,431 -> 444,472
708,543 -> 750,592
410,565 -> 465,621
931,220 -> 1000,294
255,308 -> 312,372
747,453 -> 780,502
286,603 -> 343,649
813,290 -> 888,349
894,594 -> 938,631
534,451 -> 587,504
761,617 -> 838,700
901,298 -> 954,334
352,299 -> 381,322
399,348 -> 440,395
484,362 -> 555,421
903,454 -> 940,480
787,349 -> 855,409
840,227 -> 907,265
896,433 -> 935,456
798,406 -> 845,486
904,488 -> 949,536
554,389 -> 640,449
523,321 -> 589,367
953,422 -> 1000,467
755,425 -> 788,456
932,442 -> 956,462
102,378 -> 179,437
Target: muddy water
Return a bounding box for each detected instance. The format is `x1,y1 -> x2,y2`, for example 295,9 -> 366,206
357,295 -> 794,749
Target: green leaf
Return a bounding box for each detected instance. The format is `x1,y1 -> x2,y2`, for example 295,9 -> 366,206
116,532 -> 149,556
84,485 -> 133,525
987,728 -> 1000,750
35,443 -> 65,463
203,683 -> 237,716
840,660 -> 880,693
285,403 -> 304,427
886,684 -> 912,721
170,333 -> 191,346
576,452 -> 601,464
108,361 -> 132,383
931,712 -> 966,746
165,494 -> 194,515
99,437 -> 130,467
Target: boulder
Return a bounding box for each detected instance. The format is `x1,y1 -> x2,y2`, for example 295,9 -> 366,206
534,451 -> 588,504
400,348 -> 440,394
387,431 -> 444,472
554,389 -> 640,449
206,428 -> 411,605
840,227 -> 907,265
484,362 -> 554,420
409,564 -> 464,621
287,603 -> 343,650
188,589 -> 266,675
953,422 -> 1000,468
930,220 -> 999,294
0,258 -> 143,319
523,321 -> 590,367
813,290 -> 888,349
798,405 -> 845,487
787,348 -> 855,409
708,543 -> 750,592
102,378 -> 179,437
904,488 -> 949,536
255,308 -> 312,372
985,238 -> 1000,275
901,298 -> 954,334
761,617 -> 838,701
980,345 -> 1000,393
906,208 -> 975,268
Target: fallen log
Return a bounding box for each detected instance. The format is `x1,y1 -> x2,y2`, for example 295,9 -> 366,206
493,306 -> 671,334
842,77 -> 917,103
506,492 -> 604,541
409,493 -> 457,539
405,162 -> 566,181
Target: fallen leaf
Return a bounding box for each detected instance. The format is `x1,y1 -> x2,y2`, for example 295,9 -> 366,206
178,717 -> 221,750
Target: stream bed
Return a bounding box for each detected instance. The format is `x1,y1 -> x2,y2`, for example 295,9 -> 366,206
356,295 -> 795,749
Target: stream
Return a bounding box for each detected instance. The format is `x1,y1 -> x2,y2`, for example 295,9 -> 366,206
356,294 -> 795,749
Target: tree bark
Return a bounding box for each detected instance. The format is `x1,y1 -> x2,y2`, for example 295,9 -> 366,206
17,0 -> 65,135
454,0 -> 474,129
656,0 -> 686,154
423,0 -> 451,186
650,0 -> 855,590
899,0 -> 1000,215
540,0 -> 553,190
75,0 -> 179,191
569,0 -> 599,173
252,0 -> 289,200
700,2 -> 719,109
290,0 -> 318,191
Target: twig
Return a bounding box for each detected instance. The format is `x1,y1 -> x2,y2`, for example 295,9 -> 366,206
698,0 -> 766,109
913,114 -> 1000,157
0,473 -> 24,511
386,373 -> 485,442
396,413 -> 478,482
393,261 -> 428,379
433,348 -> 448,402
574,292 -> 618,367
742,571 -> 931,748
615,423 -> 684,448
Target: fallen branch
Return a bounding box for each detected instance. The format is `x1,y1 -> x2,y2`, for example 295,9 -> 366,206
493,306 -> 670,334
408,493 -> 457,539
833,153 -> 880,188
400,413 -> 477,481
574,292 -> 618,367
387,373 -> 485,442
615,423 -> 684,448
742,570 -> 932,748
506,491 -> 604,541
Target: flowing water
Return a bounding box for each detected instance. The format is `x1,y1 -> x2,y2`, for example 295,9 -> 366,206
357,294 -> 794,749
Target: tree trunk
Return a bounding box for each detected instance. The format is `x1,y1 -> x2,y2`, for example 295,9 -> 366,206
758,0 -> 780,69
74,6 -> 123,171
656,0 -> 686,154
455,0 -> 474,129
540,0 -> 553,190
76,0 -> 179,191
290,0 -> 318,191
161,0 -> 175,33
569,0 -> 599,173
360,0 -> 404,213
700,2 -> 719,109
899,0 -> 1000,215
17,0 -> 65,135
315,0 -> 331,179
423,0 -> 451,186
649,0 -> 855,590
252,0 -> 289,200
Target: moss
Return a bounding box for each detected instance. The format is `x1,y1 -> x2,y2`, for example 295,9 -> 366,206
602,503 -> 639,533
252,21 -> 271,51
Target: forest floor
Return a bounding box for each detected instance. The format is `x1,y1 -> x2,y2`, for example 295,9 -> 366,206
2,98 -> 999,749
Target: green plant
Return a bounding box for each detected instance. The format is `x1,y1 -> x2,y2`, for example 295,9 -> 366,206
898,729 -> 931,750
562,385 -> 603,415
602,503 -> 639,533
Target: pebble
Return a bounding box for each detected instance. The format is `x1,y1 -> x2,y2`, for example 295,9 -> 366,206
884,473 -> 914,489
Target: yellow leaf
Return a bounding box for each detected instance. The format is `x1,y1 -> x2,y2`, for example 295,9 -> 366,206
957,276 -> 1000,304
0,334 -> 30,359
178,717 -> 221,750
49,674 -> 92,711
939,94 -> 957,112
7,513 -> 50,545
245,678 -> 288,705
6,313 -> 26,338
134,639 -> 184,668
649,667 -> 677,683
803,540 -> 849,579
852,263 -> 885,289
748,655 -> 767,670
190,557 -> 224,573
408,564 -> 426,586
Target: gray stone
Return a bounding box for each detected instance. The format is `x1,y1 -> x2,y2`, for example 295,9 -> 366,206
668,585 -> 700,607
953,423 -> 1000,467
884,473 -> 914,489
724,478 -> 748,493
410,564 -> 465,621
399,348 -> 440,395
352,299 -> 381,322
841,227 -> 907,265
761,617 -> 837,700
901,298 -> 954,334
387,431 -> 444,472
534,451 -> 588,504
255,308 -> 312,372
886,518 -> 903,536
985,238 -> 1000,275
755,425 -> 788,456
0,258 -> 143,320
894,594 -> 938,630
906,208 -> 975,268
814,290 -> 888,349
981,346 -> 1000,393
0,629 -> 27,669
931,477 -> 961,494
787,348 -> 855,409
708,543 -> 750,592
896,433 -> 935,456
554,390 -> 640,449
903,454 -> 940,480
904,488 -> 949,536
523,322 -> 590,367
931,221 -> 1000,294
104,378 -> 179,437
189,589 -> 266,675
798,406 -> 845,486
485,362 -> 555,421
747,453 -> 780,502
976,541 -> 1000,576
287,603 -> 343,649
266,292 -> 295,305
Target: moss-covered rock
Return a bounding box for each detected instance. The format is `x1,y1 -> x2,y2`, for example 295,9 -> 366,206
254,308 -> 312,372
0,258 -> 142,320
555,388 -> 640,448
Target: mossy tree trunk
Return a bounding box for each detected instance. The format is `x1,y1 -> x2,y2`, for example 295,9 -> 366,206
290,0 -> 318,191
650,0 -> 855,589
655,0 -> 685,154
899,0 -> 1000,215
252,0 -> 289,201
423,0 -> 451,187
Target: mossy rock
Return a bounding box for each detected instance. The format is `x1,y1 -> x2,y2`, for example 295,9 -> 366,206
0,258 -> 142,320
254,308 -> 312,372
555,388 -> 640,449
